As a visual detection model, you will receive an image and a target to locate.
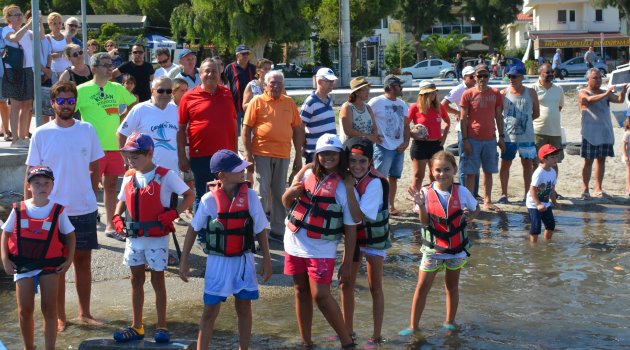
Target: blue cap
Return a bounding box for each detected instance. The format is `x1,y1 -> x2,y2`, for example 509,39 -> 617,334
27,166 -> 55,182
121,132 -> 154,152
235,44 -> 250,54
179,49 -> 195,59
506,66 -> 526,76
210,149 -> 251,173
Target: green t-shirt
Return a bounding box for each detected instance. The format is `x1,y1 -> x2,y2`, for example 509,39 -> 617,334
76,81 -> 137,150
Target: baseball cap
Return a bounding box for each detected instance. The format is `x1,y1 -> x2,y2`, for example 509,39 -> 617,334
475,64 -> 489,74
27,166 -> 54,182
121,132 -> 154,152
235,44 -> 250,54
506,66 -> 526,76
179,49 -> 195,60
344,137 -> 374,160
462,66 -> 475,76
418,80 -> 437,94
315,134 -> 343,154
210,149 -> 251,173
316,67 -> 338,81
383,74 -> 402,87
538,144 -> 560,160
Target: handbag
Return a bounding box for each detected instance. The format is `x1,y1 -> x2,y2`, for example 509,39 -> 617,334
3,44 -> 24,70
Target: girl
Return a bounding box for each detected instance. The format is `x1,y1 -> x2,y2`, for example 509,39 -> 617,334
403,151 -> 479,333
407,81 -> 450,191
120,74 -> 138,115
623,116 -> 630,196
282,133 -> 357,350
341,137 -> 390,349
46,12 -> 71,83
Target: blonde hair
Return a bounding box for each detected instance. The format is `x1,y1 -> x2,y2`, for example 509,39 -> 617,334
104,40 -> 117,48
3,4 -> 20,21
47,12 -> 62,25
63,43 -> 82,59
416,90 -> 439,115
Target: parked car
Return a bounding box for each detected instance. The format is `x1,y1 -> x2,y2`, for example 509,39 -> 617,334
402,59 -> 452,79
606,63 -> 630,127
272,63 -> 303,75
439,57 -> 525,78
559,56 -> 607,78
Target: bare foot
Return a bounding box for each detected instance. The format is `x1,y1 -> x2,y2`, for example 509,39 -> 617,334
57,319 -> 66,332
74,315 -> 104,326
483,203 -> 503,212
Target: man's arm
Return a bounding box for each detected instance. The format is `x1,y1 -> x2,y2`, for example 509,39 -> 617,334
89,160 -> 100,195
117,132 -> 128,149
441,98 -> 460,117
242,125 -> 254,163
530,88 -> 540,120
460,105 -> 472,156
578,89 -> 613,106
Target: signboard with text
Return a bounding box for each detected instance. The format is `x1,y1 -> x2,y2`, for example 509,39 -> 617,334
535,38 -> 630,49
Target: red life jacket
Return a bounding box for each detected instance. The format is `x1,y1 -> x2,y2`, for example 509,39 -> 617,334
8,201 -> 67,273
355,168 -> 391,249
422,183 -> 470,255
205,181 -> 254,256
124,166 -> 171,238
287,172 -> 344,241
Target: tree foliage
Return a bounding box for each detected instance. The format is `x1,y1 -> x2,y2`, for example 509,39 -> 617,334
384,40 -> 416,69
592,0 -> 630,26
460,0 -> 520,51
316,0 -> 399,43
394,0 -> 457,60
422,32 -> 468,59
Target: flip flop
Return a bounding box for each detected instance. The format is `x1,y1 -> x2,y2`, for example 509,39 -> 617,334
580,192 -> 591,200
105,231 -> 126,242
442,322 -> 457,331
483,203 -> 503,212
497,196 -> 509,204
592,191 -> 610,198
398,328 -> 414,336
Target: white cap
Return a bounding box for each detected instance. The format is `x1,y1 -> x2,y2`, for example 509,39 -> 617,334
316,67 -> 338,81
315,133 -> 343,153
462,66 -> 475,76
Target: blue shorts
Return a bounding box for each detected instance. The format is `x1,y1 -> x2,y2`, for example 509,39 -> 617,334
501,141 -> 537,161
203,289 -> 259,305
373,144 -> 404,178
68,210 -> 98,250
460,138 -> 499,175
528,207 -> 556,235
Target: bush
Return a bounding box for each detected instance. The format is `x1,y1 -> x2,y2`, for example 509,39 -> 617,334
384,41 -> 416,70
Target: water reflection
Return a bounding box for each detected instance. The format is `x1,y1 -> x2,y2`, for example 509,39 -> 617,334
0,205 -> 628,349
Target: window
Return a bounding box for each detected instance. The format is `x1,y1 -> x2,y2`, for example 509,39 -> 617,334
430,60 -> 442,66
381,18 -> 388,28
558,10 -> 567,23
595,9 -> 603,22
569,10 -> 575,22
417,61 -> 428,68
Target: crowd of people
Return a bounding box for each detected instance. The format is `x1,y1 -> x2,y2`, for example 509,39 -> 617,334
1,4 -> 630,350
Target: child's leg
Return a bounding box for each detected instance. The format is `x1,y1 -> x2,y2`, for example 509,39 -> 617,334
39,273 -> 60,350
541,207 -> 556,241
74,249 -> 99,323
16,277 -> 36,350
444,268 -> 461,325
626,162 -> 630,193
340,255 -> 361,335
234,298 -> 252,350
292,273 -> 313,345
150,270 -> 167,329
528,208 -> 542,244
129,265 -> 146,329
310,278 -> 353,346
56,272 -> 66,331
409,269 -> 438,330
365,255 -> 385,339
197,304 -> 221,350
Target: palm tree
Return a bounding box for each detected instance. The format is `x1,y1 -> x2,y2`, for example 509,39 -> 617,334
422,32 -> 468,60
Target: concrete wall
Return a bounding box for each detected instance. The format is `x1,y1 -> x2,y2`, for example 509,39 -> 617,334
0,149 -> 27,194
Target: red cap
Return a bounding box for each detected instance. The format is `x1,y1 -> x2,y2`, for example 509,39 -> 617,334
538,144 -> 559,160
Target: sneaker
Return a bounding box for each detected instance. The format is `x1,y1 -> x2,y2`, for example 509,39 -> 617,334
113,326 -> 144,342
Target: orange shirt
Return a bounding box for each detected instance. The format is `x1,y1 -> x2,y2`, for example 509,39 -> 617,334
243,92 -> 302,158
460,87 -> 503,141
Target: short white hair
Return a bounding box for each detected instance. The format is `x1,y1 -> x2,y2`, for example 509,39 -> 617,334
265,70 -> 284,84
151,76 -> 171,89
66,16 -> 79,25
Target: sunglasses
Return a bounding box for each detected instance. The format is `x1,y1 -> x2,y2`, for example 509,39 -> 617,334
507,75 -> 521,79
132,51 -> 144,55
158,59 -> 169,64
9,12 -> 23,17
105,44 -> 114,47
71,50 -> 84,58
54,97 -> 76,105
476,74 -> 490,78
67,23 -> 78,28
155,88 -> 173,94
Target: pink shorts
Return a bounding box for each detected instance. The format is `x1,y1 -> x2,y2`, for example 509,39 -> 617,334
283,253 -> 336,284
99,151 -> 125,177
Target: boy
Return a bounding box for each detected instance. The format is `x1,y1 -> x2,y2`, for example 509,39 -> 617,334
111,132 -> 194,342
179,149 -> 272,350
526,144 -> 559,243
1,166 -> 76,350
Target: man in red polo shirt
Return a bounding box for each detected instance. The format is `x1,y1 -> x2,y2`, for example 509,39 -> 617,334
177,58 -> 237,213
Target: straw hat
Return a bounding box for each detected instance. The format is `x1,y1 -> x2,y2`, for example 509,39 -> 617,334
418,80 -> 437,95
350,76 -> 370,93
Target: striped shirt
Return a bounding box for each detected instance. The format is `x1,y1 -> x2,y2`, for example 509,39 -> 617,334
300,92 -> 337,154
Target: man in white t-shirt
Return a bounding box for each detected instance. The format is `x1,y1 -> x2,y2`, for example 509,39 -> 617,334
153,48 -> 176,79
367,75 -> 410,215
25,81 -> 104,330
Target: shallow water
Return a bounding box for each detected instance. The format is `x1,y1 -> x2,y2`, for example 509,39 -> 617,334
1,204 -> 629,349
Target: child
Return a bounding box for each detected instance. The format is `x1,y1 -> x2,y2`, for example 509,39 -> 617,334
341,137 -> 390,349
119,74 -> 138,114
283,133 -> 357,350
526,144 -> 559,243
403,150 -> 480,333
111,132 -> 194,342
179,149 -> 272,350
623,116 -> 630,196
1,166 -> 76,350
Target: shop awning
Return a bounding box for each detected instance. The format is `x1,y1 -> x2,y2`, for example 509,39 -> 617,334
532,32 -> 630,49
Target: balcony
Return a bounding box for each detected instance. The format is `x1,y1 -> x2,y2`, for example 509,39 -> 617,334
420,24 -> 483,41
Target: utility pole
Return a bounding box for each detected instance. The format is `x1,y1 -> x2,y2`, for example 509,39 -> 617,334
340,0 -> 351,87
31,1 -> 42,126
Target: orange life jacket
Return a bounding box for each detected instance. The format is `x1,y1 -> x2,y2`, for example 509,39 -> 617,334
355,168 -> 391,249
287,172 -> 344,241
205,182 -> 254,256
124,166 -> 171,238
8,201 -> 67,273
422,183 -> 470,255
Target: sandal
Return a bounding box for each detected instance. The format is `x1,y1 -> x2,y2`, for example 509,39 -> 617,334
154,328 -> 170,343
3,131 -> 12,141
442,322 -> 457,331
113,326 -> 144,342
592,191 -> 610,198
497,196 -> 509,204
398,328 -> 414,336
580,192 -> 591,200
483,203 -> 503,212
105,231 -> 126,242
364,337 -> 383,349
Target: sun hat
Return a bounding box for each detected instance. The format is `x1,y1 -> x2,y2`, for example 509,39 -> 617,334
316,67 -> 338,81
27,166 -> 54,182
462,66 -> 475,76
210,149 -> 251,173
344,137 -> 374,160
538,144 -> 560,161
121,132 -> 154,152
350,76 -> 370,93
418,80 -> 437,94
315,134 -> 343,153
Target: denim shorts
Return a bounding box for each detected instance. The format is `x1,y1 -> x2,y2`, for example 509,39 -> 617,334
68,210 -> 98,250
528,207 -> 556,235
203,289 -> 259,305
460,138 -> 499,175
501,141 -> 537,161
373,144 -> 405,178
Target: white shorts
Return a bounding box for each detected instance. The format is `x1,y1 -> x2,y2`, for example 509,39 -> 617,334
123,235 -> 170,271
360,247 -> 387,258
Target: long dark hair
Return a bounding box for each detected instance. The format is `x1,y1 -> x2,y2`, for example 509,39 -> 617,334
311,150 -> 347,180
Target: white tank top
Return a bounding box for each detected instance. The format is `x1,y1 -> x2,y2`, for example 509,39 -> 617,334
49,34 -> 70,73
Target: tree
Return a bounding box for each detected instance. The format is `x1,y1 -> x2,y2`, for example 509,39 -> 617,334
422,32 -> 468,59
384,40 -> 416,70
394,0 -> 457,61
460,0 -> 521,51
593,0 -> 630,29
316,0 -> 399,43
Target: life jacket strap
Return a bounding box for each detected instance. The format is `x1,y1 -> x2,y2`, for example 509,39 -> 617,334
288,215 -> 343,236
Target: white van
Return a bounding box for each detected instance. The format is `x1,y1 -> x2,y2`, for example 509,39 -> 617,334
606,63 -> 630,127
